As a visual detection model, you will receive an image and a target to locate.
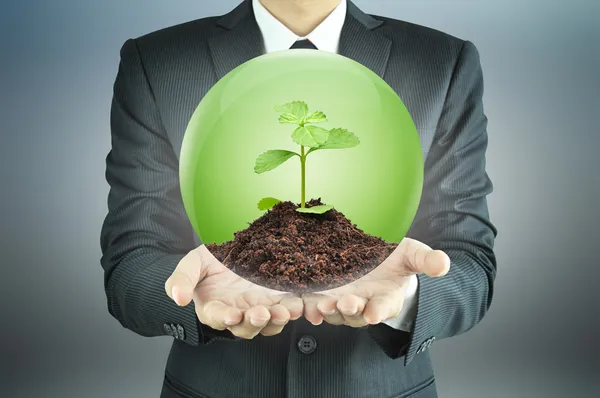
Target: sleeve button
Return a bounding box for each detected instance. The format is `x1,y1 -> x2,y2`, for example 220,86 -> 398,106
170,324 -> 179,339
177,324 -> 186,340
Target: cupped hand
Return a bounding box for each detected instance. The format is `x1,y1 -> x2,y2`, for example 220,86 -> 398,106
302,238 -> 451,327
165,245 -> 303,339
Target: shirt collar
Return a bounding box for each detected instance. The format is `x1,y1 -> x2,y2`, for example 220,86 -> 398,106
252,0 -> 347,54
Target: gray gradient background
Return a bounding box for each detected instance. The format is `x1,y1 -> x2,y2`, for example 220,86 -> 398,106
1,1 -> 598,397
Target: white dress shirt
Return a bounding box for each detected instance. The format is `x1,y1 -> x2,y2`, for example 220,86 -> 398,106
252,0 -> 418,332
252,0 -> 346,53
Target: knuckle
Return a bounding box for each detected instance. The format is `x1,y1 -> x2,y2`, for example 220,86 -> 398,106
344,315 -> 367,328
211,323 -> 227,331
229,329 -> 249,339
237,330 -> 258,340
324,317 -> 344,326
230,324 -> 261,340
200,306 -> 215,321
195,307 -> 206,323
196,306 -> 213,326
270,318 -> 289,327
260,327 -> 282,337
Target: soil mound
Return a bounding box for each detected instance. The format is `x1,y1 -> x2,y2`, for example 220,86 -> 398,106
206,199 -> 396,292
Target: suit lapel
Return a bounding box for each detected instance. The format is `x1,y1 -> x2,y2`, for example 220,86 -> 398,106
208,0 -> 264,81
340,1 -> 391,79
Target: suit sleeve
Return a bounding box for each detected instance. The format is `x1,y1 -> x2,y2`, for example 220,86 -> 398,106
100,38 -> 236,346
369,40 -> 498,364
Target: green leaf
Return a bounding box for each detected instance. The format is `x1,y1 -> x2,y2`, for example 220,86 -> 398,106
292,125 -> 330,148
278,113 -> 301,124
315,128 -> 360,150
296,205 -> 334,214
304,111 -> 327,124
274,101 -> 308,121
258,197 -> 281,211
254,150 -> 298,174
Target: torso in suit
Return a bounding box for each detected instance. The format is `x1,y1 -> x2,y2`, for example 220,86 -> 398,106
101,1 -> 497,397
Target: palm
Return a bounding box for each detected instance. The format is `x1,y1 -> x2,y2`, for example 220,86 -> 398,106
302,247 -> 411,326
322,251 -> 413,297
301,238 -> 448,326
167,245 -> 304,338
193,262 -> 293,309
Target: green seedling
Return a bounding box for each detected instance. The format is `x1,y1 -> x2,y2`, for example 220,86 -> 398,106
254,100 -> 359,214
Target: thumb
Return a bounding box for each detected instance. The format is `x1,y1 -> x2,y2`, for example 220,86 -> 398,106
401,238 -> 451,277
165,245 -> 210,306
422,250 -> 451,277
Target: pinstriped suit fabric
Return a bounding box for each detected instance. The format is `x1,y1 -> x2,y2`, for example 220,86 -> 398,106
100,1 -> 496,397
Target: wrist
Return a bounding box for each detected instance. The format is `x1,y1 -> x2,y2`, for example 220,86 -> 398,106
382,274 -> 419,331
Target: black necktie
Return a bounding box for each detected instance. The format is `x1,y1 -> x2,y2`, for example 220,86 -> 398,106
289,39 -> 318,50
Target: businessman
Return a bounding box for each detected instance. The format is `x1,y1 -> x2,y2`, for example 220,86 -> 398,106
100,1 -> 497,397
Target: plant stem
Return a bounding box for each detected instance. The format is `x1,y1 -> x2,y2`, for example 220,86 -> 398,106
300,145 -> 306,208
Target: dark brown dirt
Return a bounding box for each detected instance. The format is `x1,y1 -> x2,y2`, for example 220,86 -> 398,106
206,199 -> 397,292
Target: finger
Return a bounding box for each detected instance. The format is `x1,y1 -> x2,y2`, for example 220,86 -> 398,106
401,239 -> 450,277
260,304 -> 290,337
316,296 -> 345,326
278,295 -> 304,321
302,294 -> 324,326
363,294 -> 403,325
165,246 -> 210,306
196,300 -> 243,331
337,294 -> 368,328
228,305 -> 271,339
424,250 -> 451,277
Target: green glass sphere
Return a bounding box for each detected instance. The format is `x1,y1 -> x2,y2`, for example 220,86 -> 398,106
180,49 -> 423,264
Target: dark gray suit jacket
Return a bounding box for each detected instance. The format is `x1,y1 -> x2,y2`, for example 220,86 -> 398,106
100,1 -> 497,397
